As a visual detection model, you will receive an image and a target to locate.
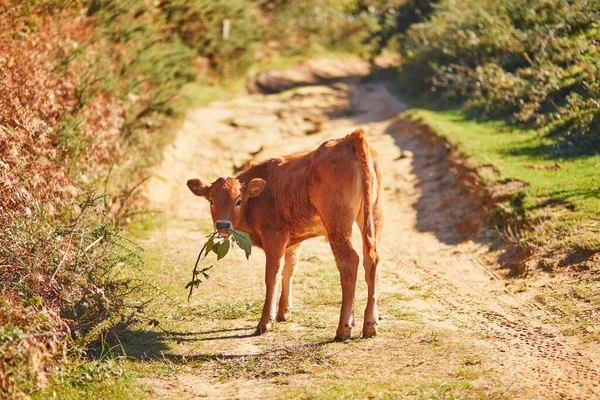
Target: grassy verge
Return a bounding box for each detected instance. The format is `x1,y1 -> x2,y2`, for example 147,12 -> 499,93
31,358 -> 142,400
383,73 -> 600,271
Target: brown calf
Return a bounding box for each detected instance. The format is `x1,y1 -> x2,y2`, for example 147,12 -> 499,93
187,130 -> 383,340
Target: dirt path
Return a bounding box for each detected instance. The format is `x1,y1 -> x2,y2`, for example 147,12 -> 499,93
136,60 -> 600,399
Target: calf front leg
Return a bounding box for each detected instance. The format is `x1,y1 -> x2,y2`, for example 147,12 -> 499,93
277,244 -> 301,322
256,232 -> 288,335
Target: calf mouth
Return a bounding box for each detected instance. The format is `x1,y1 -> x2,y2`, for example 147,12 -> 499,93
217,229 -> 232,238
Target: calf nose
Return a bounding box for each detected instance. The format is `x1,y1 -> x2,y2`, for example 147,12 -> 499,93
215,220 -> 232,231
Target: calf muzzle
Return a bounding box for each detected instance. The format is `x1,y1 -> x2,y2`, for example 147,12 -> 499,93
215,220 -> 233,234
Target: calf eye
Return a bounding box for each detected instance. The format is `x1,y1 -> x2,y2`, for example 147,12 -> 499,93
236,199 -> 242,207
208,199 -> 214,205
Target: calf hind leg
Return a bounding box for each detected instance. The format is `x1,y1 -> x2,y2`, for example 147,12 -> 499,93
361,245 -> 379,337
314,210 -> 359,340
330,237 -> 360,340
357,197 -> 383,338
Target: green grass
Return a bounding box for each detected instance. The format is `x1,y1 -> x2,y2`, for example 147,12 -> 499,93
248,50 -> 356,74
405,108 -> 600,253
169,300 -> 263,320
278,326 -> 512,400
534,281 -> 600,341
180,80 -> 245,107
32,359 -> 142,400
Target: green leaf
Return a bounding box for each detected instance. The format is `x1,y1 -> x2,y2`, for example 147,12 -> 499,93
211,240 -> 221,256
216,239 -> 230,260
185,279 -> 202,289
203,237 -> 214,259
232,230 -> 252,260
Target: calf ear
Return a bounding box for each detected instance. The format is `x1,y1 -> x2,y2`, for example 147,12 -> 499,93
187,178 -> 209,197
246,178 -> 266,198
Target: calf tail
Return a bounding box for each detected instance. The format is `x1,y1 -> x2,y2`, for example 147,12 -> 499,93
349,130 -> 379,266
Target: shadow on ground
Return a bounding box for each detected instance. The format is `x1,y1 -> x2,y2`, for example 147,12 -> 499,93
114,326 -> 255,361
249,57 -> 398,95
114,326 -> 335,369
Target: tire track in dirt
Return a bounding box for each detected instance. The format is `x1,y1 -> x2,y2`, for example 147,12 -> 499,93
141,60 -> 600,399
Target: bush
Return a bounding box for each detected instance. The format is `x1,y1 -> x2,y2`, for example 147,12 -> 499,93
161,0 -> 260,78
258,0 -> 371,57
467,64 -> 528,118
359,0 -> 440,57
0,1 -> 190,395
0,190 -> 154,398
392,0 -> 600,154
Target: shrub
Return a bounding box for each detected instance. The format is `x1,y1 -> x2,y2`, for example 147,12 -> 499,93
466,63 -> 528,119
0,1 -> 190,395
0,190 -> 153,397
359,0 -> 440,57
392,0 -> 600,154
161,0 -> 260,78
258,0 -> 371,57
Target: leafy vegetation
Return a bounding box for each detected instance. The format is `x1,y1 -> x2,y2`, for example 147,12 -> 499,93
259,0 -> 371,57
392,0 -> 600,155
358,0 -> 439,56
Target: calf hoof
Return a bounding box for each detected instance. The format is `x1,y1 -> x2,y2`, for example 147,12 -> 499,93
255,321 -> 272,335
276,308 -> 291,322
334,335 -> 351,343
335,324 -> 353,341
362,321 -> 378,338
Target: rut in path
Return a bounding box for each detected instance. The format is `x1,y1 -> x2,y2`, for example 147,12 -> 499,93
141,67 -> 600,399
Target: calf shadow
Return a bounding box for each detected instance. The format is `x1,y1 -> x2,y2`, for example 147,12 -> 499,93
107,325 -> 336,372
111,326 -> 257,361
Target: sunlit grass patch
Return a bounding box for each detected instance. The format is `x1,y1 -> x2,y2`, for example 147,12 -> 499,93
284,379 -> 511,400
169,300 -> 263,321
260,319 -> 509,399
387,308 -> 419,321
31,358 -> 142,400
534,281 -> 600,342
126,212 -> 168,241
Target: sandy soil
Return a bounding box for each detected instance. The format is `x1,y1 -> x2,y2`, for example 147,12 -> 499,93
140,59 -> 600,399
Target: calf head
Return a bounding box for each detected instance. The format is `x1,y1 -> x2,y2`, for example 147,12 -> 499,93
187,177 -> 266,234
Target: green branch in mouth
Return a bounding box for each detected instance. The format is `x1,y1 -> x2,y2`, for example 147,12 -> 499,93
186,230 -> 252,301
